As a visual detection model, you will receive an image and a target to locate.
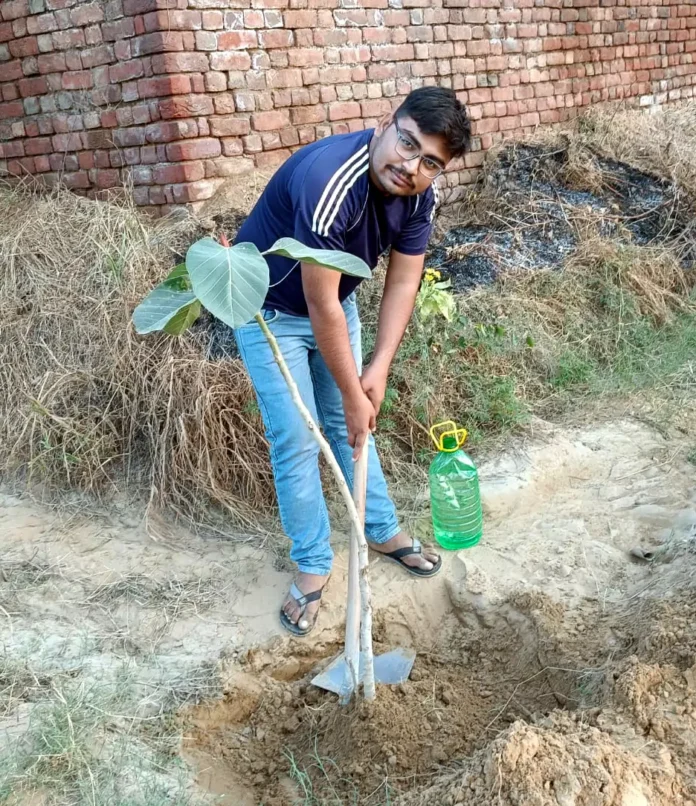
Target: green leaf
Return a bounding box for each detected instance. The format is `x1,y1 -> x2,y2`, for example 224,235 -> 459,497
132,265 -> 197,335
163,299 -> 201,336
186,238 -> 269,329
263,237 -> 371,279
166,263 -> 191,289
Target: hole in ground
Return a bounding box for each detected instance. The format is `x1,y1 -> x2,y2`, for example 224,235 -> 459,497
181,585 -> 613,805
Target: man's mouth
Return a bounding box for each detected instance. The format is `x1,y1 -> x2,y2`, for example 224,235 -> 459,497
390,167 -> 412,189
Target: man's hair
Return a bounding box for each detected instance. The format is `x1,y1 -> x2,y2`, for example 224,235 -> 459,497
395,87 -> 471,160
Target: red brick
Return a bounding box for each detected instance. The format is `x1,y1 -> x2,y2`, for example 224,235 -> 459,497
123,0 -> 159,14
370,44 -> 415,61
328,101 -> 360,121
133,32 -> 183,56
34,155 -> 51,172
0,61 -> 23,82
81,45 -> 114,68
9,37 -> 39,58
26,13 -> 58,35
138,75 -> 191,99
0,22 -> 14,42
202,11 -> 223,30
168,179 -> 220,204
209,116 -> 251,136
0,101 -> 24,119
91,169 -> 120,189
213,94 -> 236,114
24,136 -> 53,156
52,29 -> 85,50
255,149 -> 292,170
158,94 -> 214,119
360,99 -> 391,117
102,18 -> 136,42
266,68 -> 303,89
165,137 -> 221,161
1,0 -> 29,22
62,71 -> 92,90
258,29 -> 293,49
19,76 -> 47,98
7,157 -> 36,175
290,105 -> 326,124
209,52 -> 251,71
285,10 -> 318,27
151,52 -> 209,73
70,4 -> 104,26
83,130 -> 114,149
153,161 -> 206,184
109,59 -> 145,83
218,31 -> 258,49
143,10 -> 202,32
36,52 -> 66,74
0,141 -> 25,159
252,109 -> 291,131
52,132 -> 83,151
144,120 -> 197,143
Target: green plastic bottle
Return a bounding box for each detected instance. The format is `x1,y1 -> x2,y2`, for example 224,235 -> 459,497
429,421 -> 483,550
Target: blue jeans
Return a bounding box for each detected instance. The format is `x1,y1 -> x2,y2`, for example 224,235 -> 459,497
233,294 -> 400,575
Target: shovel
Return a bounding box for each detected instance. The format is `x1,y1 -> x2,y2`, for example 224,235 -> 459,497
311,441 -> 416,703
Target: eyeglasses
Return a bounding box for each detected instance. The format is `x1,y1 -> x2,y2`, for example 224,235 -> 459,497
393,120 -> 444,180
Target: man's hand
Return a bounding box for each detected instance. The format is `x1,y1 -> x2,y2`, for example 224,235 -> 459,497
360,362 -> 389,417
343,388 -> 376,460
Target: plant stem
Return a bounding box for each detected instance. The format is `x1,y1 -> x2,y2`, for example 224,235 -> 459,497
354,445 -> 375,700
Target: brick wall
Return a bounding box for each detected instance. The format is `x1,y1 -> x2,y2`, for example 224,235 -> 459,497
1,0 -> 695,215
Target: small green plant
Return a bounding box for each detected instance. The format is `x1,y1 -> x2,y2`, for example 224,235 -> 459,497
415,268 -> 456,322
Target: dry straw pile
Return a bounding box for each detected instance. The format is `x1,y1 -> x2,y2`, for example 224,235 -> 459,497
0,180 -> 272,532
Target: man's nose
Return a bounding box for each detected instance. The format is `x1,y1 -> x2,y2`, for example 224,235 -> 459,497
401,156 -> 419,177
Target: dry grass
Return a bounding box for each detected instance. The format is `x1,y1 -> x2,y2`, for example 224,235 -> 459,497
0,182 -> 272,534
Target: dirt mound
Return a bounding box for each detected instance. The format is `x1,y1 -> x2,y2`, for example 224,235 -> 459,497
399,713 -> 687,806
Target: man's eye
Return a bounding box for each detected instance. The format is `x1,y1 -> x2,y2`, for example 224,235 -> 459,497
399,135 -> 416,150
423,158 -> 439,170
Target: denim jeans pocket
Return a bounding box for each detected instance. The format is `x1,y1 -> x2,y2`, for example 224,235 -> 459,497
236,308 -> 280,329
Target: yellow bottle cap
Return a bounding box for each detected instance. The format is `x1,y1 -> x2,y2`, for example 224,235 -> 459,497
429,420 -> 468,452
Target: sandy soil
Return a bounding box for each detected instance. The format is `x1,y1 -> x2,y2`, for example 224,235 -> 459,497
2,416 -> 695,804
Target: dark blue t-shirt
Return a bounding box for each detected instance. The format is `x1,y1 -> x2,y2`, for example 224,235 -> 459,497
234,129 -> 437,317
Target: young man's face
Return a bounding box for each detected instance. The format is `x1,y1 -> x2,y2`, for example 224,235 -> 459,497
369,113 -> 451,197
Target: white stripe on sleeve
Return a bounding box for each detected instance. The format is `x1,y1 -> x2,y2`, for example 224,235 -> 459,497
318,153 -> 369,236
311,145 -> 369,235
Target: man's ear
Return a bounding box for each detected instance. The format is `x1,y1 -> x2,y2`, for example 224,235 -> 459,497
374,111 -> 394,137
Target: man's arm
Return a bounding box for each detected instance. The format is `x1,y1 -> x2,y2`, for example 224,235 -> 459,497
301,262 -> 376,459
360,249 -> 424,414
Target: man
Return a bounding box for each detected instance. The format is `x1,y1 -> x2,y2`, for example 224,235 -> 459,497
233,86 -> 471,635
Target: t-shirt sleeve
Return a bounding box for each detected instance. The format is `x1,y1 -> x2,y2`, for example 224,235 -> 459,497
290,149 -> 361,252
393,185 -> 438,255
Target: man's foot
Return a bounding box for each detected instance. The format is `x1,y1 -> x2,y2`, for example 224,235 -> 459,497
280,572 -> 329,636
370,531 -> 442,577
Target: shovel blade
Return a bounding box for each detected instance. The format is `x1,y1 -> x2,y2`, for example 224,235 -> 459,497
310,654 -> 352,697
372,647 -> 416,685
311,647 -> 416,697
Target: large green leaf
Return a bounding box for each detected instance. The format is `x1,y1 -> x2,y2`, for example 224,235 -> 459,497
132,264 -> 197,334
263,238 -> 371,279
186,238 -> 269,328
163,299 -> 201,336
